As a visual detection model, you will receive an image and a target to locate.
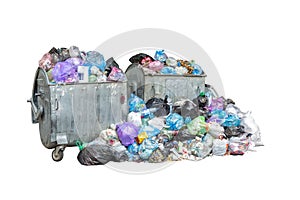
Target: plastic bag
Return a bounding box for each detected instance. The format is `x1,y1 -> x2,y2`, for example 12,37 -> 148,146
212,136 -> 229,156
148,117 -> 165,130
127,112 -> 142,127
178,99 -> 200,120
154,50 -> 167,62
187,116 -> 208,136
69,46 -> 81,58
127,142 -> 139,155
77,138 -> 128,165
166,113 -> 184,131
138,139 -> 159,160
129,94 -> 147,112
240,112 -> 263,146
191,63 -> 203,75
208,122 -> 225,138
222,114 -> 241,127
165,57 -> 178,67
148,60 -> 164,72
107,67 -> 126,82
160,67 -> 177,75
139,125 -> 161,138
207,97 -> 224,111
99,128 -> 119,146
158,129 -> 179,143
137,132 -> 148,144
173,128 -> 196,142
52,61 -> 78,83
146,97 -> 170,117
105,57 -> 119,76
39,53 -> 54,71
149,149 -> 166,163
129,53 -> 154,64
188,137 -> 211,159
229,134 -> 250,155
84,51 -> 106,72
116,122 -> 139,146
224,126 -> 244,137
207,109 -> 227,124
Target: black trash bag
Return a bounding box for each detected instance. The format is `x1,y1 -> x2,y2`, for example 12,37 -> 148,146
146,96 -> 170,117
105,57 -> 119,76
129,53 -> 154,64
180,99 -> 200,120
173,128 -> 196,142
224,126 -> 245,138
48,47 -> 70,62
77,141 -> 128,165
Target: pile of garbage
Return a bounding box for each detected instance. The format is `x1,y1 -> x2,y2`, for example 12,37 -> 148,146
38,46 -> 126,84
129,50 -> 204,75
78,92 -> 262,165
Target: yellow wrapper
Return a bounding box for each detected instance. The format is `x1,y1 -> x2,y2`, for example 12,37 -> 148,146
137,132 -> 148,144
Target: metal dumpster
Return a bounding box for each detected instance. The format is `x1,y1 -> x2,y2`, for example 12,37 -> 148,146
126,63 -> 207,102
28,68 -> 128,161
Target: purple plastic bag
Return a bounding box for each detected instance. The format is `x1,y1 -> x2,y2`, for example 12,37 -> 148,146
116,122 -> 139,146
52,61 -> 78,83
207,97 -> 224,111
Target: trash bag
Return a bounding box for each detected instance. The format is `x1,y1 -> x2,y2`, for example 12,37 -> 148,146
127,112 -> 142,127
154,50 -> 168,62
69,46 -> 81,58
116,122 -> 139,146
229,133 -> 251,155
222,114 -> 241,127
39,53 -> 54,71
212,136 -> 229,156
208,122 -> 225,138
166,113 -> 184,130
105,57 -> 119,76
173,127 -> 196,142
160,67 -> 177,74
146,97 -> 170,117
207,97 -> 224,111
240,112 -> 263,146
207,109 -> 227,124
188,137 -> 211,159
179,99 -> 200,120
191,63 -> 203,75
99,128 -> 120,146
127,142 -> 139,155
149,149 -> 166,163
175,66 -> 188,75
187,116 -> 208,136
139,125 -> 161,138
129,53 -> 154,64
77,138 -> 128,165
107,67 -> 126,82
138,139 -> 159,160
148,117 -> 165,130
224,126 -> 245,137
166,57 -> 178,67
52,60 -> 79,83
193,92 -> 208,109
158,129 -> 179,143
148,60 -> 164,72
84,51 -> 106,72
129,94 -> 147,112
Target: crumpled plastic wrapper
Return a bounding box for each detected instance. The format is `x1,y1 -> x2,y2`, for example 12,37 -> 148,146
212,137 -> 229,156
166,57 -> 178,67
166,113 -> 184,130
107,67 -> 126,82
137,132 -> 148,144
187,116 -> 208,136
240,112 -> 263,146
175,66 -> 188,75
129,94 -> 147,112
77,138 -> 128,165
116,122 -> 139,146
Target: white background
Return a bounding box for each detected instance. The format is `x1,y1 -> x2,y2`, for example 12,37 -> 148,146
1,0 -> 299,199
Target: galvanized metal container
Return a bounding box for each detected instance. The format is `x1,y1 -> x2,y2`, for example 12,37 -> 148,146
126,63 -> 207,102
28,68 -> 128,161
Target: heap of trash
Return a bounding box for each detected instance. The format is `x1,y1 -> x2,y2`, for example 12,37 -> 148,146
74,50 -> 262,165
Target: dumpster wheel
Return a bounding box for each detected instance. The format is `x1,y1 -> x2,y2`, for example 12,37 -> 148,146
52,146 -> 65,162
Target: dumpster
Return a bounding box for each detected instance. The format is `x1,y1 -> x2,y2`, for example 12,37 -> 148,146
28,68 -> 128,161
126,63 -> 207,102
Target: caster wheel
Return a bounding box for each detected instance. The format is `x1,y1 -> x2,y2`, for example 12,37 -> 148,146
52,149 -> 64,162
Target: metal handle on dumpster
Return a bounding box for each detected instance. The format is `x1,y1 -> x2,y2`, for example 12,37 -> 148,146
27,95 -> 43,121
